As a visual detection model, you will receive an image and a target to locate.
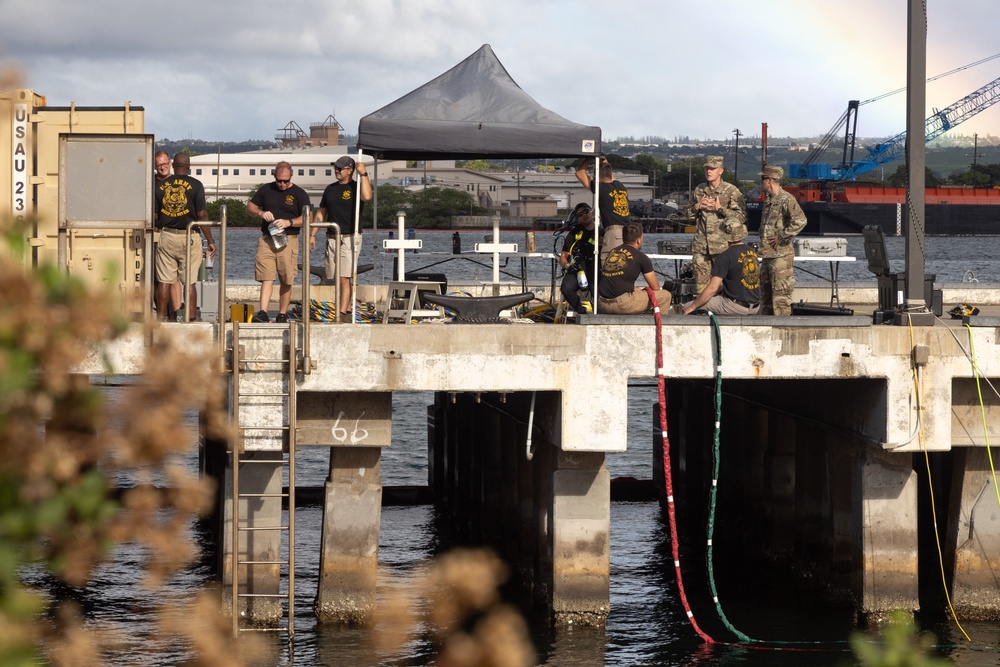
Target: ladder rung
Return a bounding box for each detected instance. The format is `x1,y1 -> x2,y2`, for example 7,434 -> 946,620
239,559 -> 290,565
237,492 -> 289,499
237,525 -> 289,531
239,357 -> 291,364
237,627 -> 291,634
239,392 -> 291,398
238,592 -> 290,599
233,454 -> 290,461
239,626 -> 295,639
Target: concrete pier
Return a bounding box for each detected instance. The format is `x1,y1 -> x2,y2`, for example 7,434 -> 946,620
314,446 -> 383,624
77,311 -> 1000,625
947,446 -> 1000,620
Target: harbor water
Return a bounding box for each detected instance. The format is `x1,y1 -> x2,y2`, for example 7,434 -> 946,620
55,229 -> 1000,665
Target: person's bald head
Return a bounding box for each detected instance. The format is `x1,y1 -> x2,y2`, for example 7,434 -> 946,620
173,152 -> 191,173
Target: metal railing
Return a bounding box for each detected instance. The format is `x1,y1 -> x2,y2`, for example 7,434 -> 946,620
302,209 -> 341,374
181,206 -> 227,363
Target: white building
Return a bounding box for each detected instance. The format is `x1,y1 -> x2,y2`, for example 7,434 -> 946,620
189,148 -> 652,213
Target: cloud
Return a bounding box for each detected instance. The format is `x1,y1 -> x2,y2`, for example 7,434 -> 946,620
2,0 -> 999,144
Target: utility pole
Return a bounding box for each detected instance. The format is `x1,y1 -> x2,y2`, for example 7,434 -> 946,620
761,123 -> 768,172
732,128 -> 742,183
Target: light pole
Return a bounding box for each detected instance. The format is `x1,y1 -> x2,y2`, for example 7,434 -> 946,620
966,133 -> 986,176
732,128 -> 742,183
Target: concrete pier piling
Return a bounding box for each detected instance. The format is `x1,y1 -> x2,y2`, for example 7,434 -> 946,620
314,446 -> 383,624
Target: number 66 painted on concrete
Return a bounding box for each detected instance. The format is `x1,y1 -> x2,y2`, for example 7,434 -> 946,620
331,410 -> 369,444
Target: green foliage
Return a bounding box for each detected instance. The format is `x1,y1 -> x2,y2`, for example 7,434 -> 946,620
359,185 -> 486,229
456,159 -> 505,172
362,184 -> 412,229
884,165 -> 943,188
207,197 -> 252,226
950,163 -> 1000,187
848,611 -> 951,667
407,187 -> 484,228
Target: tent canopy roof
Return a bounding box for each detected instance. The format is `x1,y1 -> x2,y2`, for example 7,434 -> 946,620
357,44 -> 601,161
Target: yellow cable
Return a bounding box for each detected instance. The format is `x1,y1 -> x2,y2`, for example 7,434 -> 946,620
908,316 -> 971,641
964,324 -> 1000,509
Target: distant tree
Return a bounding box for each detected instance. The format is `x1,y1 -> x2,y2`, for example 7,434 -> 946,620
457,159 -> 504,172
407,187 -> 483,228
206,197 -> 252,226
361,184 -> 412,229
885,164 -> 942,188
603,154 -> 636,172
950,163 -> 1000,188
632,154 -> 672,197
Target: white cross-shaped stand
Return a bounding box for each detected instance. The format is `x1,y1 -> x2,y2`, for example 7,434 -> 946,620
382,211 -> 422,280
474,215 -> 517,295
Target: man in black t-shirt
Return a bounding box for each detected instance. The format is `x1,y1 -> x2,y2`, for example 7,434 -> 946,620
247,161 -> 310,322
154,152 -> 215,321
576,157 -> 631,262
310,155 -> 373,318
597,223 -> 671,315
682,221 -> 760,315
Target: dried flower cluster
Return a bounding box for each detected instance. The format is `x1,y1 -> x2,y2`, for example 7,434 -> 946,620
0,224 -> 237,665
375,548 -> 535,667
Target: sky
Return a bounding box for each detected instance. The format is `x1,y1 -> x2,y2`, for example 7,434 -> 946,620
2,0 -> 1000,147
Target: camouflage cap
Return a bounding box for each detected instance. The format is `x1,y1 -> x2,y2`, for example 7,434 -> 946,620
704,155 -> 724,169
720,220 -> 748,243
759,165 -> 783,180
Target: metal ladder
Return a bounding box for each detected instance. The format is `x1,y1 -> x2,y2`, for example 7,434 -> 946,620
230,321 -> 297,639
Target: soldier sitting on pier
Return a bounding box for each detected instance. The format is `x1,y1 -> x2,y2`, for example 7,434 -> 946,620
597,223 -> 671,314
682,221 -> 760,315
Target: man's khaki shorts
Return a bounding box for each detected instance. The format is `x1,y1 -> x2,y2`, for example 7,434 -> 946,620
254,234 -> 299,285
325,233 -> 362,281
155,228 -> 202,284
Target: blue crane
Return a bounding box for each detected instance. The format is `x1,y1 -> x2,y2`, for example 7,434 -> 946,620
790,72 -> 1000,181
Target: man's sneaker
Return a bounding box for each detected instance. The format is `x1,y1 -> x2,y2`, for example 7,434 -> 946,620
275,313 -> 289,323
251,310 -> 270,323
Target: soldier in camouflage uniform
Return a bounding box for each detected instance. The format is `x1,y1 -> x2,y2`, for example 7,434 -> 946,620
757,165 -> 807,315
685,156 -> 746,294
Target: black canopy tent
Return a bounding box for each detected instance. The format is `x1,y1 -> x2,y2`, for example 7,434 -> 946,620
354,43 -> 604,314
357,44 -> 602,160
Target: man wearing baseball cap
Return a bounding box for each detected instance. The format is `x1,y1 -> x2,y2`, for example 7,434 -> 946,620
757,165 -> 806,315
682,220 -> 760,315
312,155 -> 373,320
685,155 -> 747,296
